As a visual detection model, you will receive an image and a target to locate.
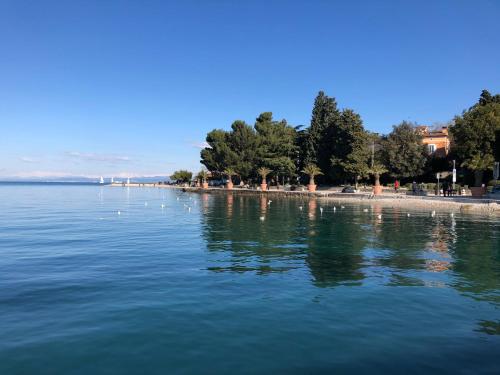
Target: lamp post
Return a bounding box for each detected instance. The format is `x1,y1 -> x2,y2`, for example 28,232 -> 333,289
452,160 -> 456,192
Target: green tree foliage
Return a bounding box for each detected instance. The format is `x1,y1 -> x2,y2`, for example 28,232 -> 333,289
302,164 -> 323,185
450,90 -> 500,186
304,91 -> 340,176
367,163 -> 387,187
228,120 -> 259,180
171,170 -> 193,183
201,121 -> 258,181
254,112 -> 298,180
331,109 -> 371,184
201,129 -> 237,175
257,167 -> 272,183
196,169 -> 208,183
382,121 -> 427,179
223,168 -> 236,183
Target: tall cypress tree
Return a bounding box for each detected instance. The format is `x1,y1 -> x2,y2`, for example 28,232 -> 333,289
304,91 -> 340,179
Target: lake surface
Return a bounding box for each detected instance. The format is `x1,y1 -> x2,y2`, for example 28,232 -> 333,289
0,183 -> 499,374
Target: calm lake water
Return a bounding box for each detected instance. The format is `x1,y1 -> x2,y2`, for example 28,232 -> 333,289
0,183 -> 499,374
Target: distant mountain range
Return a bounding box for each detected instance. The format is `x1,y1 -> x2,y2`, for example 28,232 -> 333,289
0,176 -> 170,183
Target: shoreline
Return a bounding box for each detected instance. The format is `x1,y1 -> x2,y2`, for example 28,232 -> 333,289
112,183 -> 500,216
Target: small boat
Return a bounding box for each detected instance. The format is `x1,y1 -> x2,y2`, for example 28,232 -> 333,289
111,177 -> 114,183
99,176 -> 104,184
127,178 -> 130,185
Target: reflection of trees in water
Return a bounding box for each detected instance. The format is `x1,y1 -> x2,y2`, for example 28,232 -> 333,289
369,211 -> 500,304
475,320 -> 500,335
367,208 -> 436,273
305,200 -> 367,287
202,194 -> 307,274
201,194 -> 500,297
450,218 -> 500,304
202,195 -> 368,287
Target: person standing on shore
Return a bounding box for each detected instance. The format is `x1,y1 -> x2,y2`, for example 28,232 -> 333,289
394,180 -> 399,192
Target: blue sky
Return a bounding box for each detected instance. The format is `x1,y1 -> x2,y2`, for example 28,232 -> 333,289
1,0 -> 499,179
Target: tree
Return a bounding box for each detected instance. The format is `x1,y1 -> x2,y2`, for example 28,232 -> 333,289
450,90 -> 500,186
228,120 -> 259,181
201,129 -> 237,175
368,163 -> 388,187
196,169 -> 208,184
382,121 -> 427,179
223,168 -> 236,184
171,170 -> 193,183
254,112 -> 298,183
257,167 -> 271,184
304,91 -> 341,177
332,109 -> 371,185
302,164 -> 323,185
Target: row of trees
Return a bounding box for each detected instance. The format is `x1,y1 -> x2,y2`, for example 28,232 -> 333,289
189,90 -> 499,187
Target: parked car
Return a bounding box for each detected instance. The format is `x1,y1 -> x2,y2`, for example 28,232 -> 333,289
341,186 -> 356,193
488,185 -> 500,199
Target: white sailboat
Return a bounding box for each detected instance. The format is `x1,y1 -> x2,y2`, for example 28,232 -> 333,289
99,176 -> 104,184
111,177 -> 114,183
127,177 -> 130,185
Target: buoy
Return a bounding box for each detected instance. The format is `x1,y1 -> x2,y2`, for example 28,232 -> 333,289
407,213 -> 410,217
377,214 -> 382,219
341,206 -> 345,209
363,208 -> 369,212
117,211 -> 121,215
259,216 -> 265,221
161,204 -> 165,209
299,206 -> 303,211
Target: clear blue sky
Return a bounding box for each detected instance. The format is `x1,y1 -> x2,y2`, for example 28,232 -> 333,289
1,0 -> 499,179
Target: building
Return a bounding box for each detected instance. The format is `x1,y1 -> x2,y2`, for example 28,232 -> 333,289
416,126 -> 450,157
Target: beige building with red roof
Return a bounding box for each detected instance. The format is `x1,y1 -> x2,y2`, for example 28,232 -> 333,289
416,126 -> 450,157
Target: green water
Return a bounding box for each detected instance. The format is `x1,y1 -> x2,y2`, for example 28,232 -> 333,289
0,184 -> 499,374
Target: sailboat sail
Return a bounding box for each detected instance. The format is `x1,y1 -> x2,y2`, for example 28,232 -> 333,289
100,176 -> 104,184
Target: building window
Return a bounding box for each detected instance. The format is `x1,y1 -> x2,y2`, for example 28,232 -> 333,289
428,144 -> 436,153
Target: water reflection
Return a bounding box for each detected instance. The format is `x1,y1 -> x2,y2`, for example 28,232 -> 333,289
201,194 -> 500,305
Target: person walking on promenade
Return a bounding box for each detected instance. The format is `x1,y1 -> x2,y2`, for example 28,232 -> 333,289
394,180 -> 399,192
443,180 -> 449,197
